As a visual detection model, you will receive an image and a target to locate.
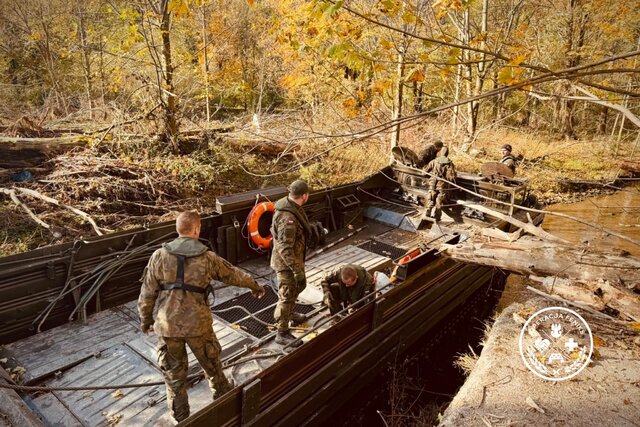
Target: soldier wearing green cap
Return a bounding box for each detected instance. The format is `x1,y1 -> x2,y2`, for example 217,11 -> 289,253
270,179 -> 312,347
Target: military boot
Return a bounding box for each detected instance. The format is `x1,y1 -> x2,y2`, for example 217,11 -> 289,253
290,312 -> 306,325
275,331 -> 303,347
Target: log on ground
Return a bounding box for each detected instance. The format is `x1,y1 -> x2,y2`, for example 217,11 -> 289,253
0,136 -> 87,168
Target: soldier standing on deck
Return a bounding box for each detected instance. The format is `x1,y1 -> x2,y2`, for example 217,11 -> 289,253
424,146 -> 457,221
270,179 -> 312,347
321,264 -> 374,315
138,211 -> 265,424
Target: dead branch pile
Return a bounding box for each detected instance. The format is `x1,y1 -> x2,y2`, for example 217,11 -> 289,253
0,116 -> 59,138
0,153 -> 218,247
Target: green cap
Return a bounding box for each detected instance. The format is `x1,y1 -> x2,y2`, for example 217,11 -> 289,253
288,179 -> 310,196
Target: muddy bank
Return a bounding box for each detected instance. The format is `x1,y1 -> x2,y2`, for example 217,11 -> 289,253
439,297 -> 640,427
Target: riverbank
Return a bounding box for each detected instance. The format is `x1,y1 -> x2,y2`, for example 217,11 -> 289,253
438,184 -> 640,426
439,297 -> 640,427
0,121 -> 637,256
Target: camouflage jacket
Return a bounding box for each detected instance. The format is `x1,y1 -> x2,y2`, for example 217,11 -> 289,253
270,197 -> 310,274
417,144 -> 440,168
320,264 -> 374,306
425,157 -> 456,190
500,155 -> 516,174
138,237 -> 260,337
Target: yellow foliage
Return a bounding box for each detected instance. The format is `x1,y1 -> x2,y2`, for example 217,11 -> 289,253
509,52 -> 529,67
379,39 -> 394,50
281,73 -> 311,89
168,0 -> 191,18
406,68 -> 425,82
372,79 -> 391,95
439,67 -> 453,80
342,97 -> 359,118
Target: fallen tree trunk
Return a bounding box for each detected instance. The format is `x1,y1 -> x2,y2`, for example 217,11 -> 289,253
527,277 -> 640,322
0,136 -> 87,168
620,160 -> 640,174
441,237 -> 640,287
441,236 -> 640,321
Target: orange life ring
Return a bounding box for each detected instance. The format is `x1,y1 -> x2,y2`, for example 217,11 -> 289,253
247,202 -> 275,249
398,248 -> 421,265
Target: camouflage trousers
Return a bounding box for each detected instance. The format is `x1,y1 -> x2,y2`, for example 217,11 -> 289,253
157,334 -> 231,422
273,270 -> 306,332
426,188 -> 447,220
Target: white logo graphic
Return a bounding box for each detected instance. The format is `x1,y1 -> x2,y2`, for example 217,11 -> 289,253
519,307 -> 593,381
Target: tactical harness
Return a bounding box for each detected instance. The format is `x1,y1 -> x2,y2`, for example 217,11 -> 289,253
160,254 -> 212,300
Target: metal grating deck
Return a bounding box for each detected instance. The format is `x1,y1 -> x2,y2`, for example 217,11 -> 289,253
356,239 -> 408,260
212,287 -> 314,338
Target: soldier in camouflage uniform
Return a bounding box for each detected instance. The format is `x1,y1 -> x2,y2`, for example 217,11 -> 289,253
270,179 -> 312,347
417,139 -> 444,169
138,211 -> 265,423
424,146 -> 456,221
500,144 -> 517,175
321,264 -> 374,315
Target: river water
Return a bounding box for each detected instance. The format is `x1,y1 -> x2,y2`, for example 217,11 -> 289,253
542,184 -> 640,257
497,184 -> 640,312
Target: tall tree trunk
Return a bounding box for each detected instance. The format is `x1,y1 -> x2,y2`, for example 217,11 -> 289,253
463,8 -> 475,142
391,46 -> 406,150
560,0 -> 587,139
160,2 -> 179,151
201,5 -> 210,124
452,58 -> 463,132
76,5 -> 93,119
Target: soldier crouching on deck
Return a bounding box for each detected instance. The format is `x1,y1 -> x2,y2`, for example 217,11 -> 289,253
138,210 -> 265,424
321,264 -> 374,315
271,179 -> 312,347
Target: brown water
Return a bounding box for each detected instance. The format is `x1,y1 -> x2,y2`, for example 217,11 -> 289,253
542,184 -> 640,257
497,184 -> 640,313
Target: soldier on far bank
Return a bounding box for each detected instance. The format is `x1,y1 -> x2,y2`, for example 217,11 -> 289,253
321,264 -> 374,315
500,144 -> 517,175
424,146 -> 456,221
138,210 -> 265,424
417,139 -> 444,168
271,179 -> 312,347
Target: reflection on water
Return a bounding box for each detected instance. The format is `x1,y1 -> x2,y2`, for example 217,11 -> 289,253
543,184 -> 640,257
